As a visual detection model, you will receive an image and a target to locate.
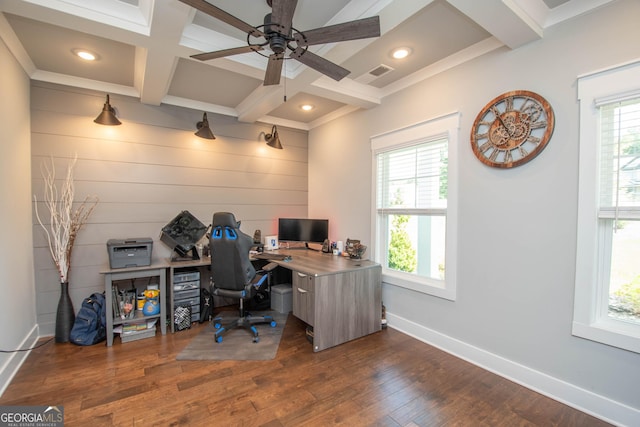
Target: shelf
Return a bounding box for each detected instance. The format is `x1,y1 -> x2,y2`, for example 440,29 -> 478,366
112,311 -> 161,327
101,263 -> 168,347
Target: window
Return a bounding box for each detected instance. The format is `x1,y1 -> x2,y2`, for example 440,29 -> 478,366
371,113 -> 459,300
574,60 -> 640,353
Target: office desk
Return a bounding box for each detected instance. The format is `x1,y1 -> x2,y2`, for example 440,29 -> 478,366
164,250 -> 382,352
268,249 -> 382,352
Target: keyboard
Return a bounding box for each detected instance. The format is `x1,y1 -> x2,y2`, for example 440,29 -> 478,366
253,253 -> 287,261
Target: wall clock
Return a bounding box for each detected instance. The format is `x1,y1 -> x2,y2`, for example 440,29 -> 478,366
470,90 -> 555,168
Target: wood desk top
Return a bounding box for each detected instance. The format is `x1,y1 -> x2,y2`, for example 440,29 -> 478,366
265,249 -> 379,277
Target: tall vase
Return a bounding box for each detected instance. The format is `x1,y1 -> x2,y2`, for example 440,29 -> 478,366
55,281 -> 75,343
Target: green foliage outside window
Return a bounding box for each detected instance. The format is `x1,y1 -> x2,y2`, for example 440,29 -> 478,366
622,130 -> 640,155
611,275 -> 640,317
388,214 -> 417,273
387,190 -> 417,273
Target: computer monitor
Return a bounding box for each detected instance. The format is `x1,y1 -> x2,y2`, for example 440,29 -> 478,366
278,218 -> 329,244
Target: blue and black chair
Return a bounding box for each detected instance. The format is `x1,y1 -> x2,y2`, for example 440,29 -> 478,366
209,212 -> 276,343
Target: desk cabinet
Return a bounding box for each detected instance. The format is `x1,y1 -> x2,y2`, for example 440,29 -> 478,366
291,264 -> 381,352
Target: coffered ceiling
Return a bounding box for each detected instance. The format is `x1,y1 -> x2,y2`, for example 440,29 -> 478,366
0,0 -> 613,130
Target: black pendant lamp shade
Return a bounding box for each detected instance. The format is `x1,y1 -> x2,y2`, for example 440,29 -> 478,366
265,125 -> 283,149
195,112 -> 216,139
94,94 -> 121,125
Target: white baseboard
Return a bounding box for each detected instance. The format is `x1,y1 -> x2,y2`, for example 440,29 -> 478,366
0,325 -> 40,397
386,311 -> 640,427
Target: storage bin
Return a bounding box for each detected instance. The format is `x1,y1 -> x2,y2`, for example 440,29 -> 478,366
271,284 -> 292,313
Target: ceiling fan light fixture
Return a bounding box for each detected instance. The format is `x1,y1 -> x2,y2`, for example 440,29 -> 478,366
391,47 -> 412,59
94,94 -> 121,125
265,125 -> 283,149
195,112 -> 216,139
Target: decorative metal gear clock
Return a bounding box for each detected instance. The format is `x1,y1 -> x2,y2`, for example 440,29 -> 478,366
471,90 -> 555,168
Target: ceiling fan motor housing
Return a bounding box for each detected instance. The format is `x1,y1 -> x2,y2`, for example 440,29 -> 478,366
264,13 -> 288,54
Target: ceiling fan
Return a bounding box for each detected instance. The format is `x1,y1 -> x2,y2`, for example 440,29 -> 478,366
179,0 -> 381,86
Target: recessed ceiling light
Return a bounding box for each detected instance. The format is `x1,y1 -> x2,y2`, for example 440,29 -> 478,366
72,49 -> 98,61
300,104 -> 314,111
391,47 -> 412,60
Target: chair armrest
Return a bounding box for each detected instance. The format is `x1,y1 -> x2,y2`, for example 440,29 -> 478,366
250,273 -> 268,289
260,262 -> 278,272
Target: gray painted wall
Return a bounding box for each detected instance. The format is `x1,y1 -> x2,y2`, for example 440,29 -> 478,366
30,82 -> 309,335
309,0 -> 640,423
0,35 -> 37,394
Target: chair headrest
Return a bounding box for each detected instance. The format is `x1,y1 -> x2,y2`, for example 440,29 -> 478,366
212,212 -> 239,228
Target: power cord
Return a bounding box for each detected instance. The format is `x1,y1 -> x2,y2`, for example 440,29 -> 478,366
0,337 -> 54,353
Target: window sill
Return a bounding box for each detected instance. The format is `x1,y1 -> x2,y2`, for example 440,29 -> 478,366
382,270 -> 456,301
572,318 -> 640,354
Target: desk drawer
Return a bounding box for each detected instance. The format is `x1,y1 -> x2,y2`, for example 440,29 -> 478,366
175,295 -> 199,307
292,272 -> 314,326
174,281 -> 200,292
174,288 -> 200,299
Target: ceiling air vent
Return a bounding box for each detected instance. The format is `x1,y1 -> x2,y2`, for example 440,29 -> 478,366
370,64 -> 393,76
356,64 -> 394,84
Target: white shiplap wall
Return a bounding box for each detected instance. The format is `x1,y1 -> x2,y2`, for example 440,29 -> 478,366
31,82 -> 308,335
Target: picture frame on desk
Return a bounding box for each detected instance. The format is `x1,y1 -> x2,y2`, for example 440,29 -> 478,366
264,235 -> 278,251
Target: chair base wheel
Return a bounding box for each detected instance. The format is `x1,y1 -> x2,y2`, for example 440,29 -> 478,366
211,313 -> 274,344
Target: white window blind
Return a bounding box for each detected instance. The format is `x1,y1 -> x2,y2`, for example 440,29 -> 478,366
598,97 -> 640,220
376,139 -> 448,211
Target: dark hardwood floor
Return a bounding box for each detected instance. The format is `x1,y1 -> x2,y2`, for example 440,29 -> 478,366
1,314 -> 610,426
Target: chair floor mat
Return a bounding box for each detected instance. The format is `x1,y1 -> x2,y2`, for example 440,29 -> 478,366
176,310 -> 288,361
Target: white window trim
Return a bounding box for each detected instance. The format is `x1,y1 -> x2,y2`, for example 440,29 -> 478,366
574,59 -> 640,354
371,112 -> 459,300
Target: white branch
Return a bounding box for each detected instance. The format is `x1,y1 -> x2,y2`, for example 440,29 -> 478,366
34,155 -> 98,284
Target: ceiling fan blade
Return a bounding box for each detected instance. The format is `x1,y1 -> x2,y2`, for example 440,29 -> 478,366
290,47 -> 350,81
179,0 -> 265,38
192,45 -> 263,61
270,0 -> 298,36
295,16 -> 380,46
264,53 -> 284,86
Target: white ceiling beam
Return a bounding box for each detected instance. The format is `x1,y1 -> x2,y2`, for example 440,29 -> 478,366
135,0 -> 191,105
308,76 -> 381,109
0,11 -> 36,75
446,0 -> 543,49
